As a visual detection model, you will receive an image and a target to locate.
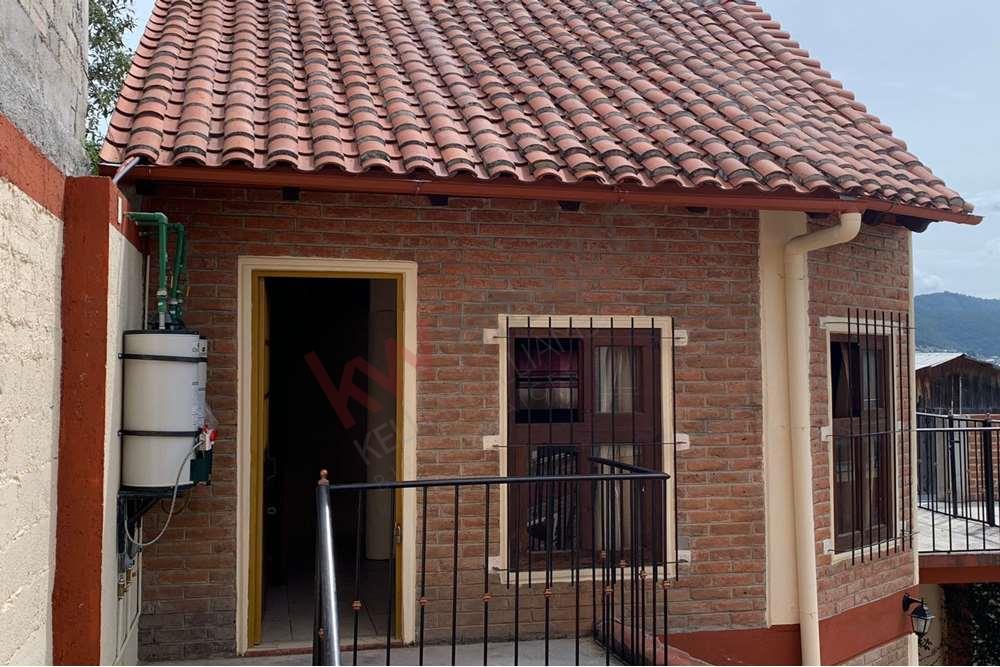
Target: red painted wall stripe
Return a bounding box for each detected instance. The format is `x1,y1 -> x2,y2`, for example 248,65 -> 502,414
0,113 -> 66,217
668,586 -> 916,665
52,177 -> 118,665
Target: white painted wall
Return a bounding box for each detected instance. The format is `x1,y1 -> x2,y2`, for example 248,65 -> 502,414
0,177 -> 64,664
101,225 -> 144,664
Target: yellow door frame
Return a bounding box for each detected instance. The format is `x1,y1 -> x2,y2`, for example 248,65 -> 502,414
241,259 -> 415,651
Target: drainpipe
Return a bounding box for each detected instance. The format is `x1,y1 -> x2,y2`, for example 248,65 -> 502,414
783,211 -> 862,666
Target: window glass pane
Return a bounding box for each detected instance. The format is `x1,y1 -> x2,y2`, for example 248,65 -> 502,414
594,445 -> 634,551
595,346 -> 640,413
514,338 -> 580,423
526,446 -> 577,551
860,347 -> 880,410
830,333 -> 895,553
831,342 -> 852,419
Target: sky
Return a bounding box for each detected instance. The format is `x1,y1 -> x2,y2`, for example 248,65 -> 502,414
124,0 -> 999,298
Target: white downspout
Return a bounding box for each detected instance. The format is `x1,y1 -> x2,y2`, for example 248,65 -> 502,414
784,211 -> 862,666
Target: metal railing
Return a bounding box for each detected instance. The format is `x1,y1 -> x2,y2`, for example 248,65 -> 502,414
917,412 -> 1000,552
314,459 -> 673,665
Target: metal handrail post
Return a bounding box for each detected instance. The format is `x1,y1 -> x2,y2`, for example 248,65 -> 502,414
948,413 -> 959,517
314,471 -> 341,666
984,418 -> 997,527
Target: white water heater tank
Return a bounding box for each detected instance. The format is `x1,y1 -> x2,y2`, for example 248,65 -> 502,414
122,330 -> 201,491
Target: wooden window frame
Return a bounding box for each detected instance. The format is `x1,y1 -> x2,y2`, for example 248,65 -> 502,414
491,315 -> 678,581
823,319 -> 904,559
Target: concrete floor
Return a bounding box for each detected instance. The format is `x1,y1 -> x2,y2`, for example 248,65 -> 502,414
259,552 -> 391,649
154,638 -> 622,666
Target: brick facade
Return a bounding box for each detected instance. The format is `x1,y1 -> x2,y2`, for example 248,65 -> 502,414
841,635 -> 910,666
807,221 -> 917,619
131,185 -> 915,662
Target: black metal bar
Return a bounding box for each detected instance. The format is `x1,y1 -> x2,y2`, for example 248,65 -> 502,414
483,482 -> 490,666
985,422 -> 996,527
864,309 -> 874,560
904,311 -> 913,551
386,491 -> 395,666
574,479 -> 581,666
451,486 -> 459,666
513,482 -> 521,667
849,309 -> 857,564
948,413 -> 959,519
325,470 -> 667,492
419,487 -> 428,666
352,491 -> 363,666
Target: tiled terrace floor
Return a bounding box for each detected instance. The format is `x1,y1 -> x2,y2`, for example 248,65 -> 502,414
917,502 -> 1000,553
152,638 -> 623,666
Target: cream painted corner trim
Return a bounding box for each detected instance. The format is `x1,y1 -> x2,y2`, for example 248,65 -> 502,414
235,256 -> 418,654
908,233 -> 919,588
759,211 -> 807,627
491,313 -> 680,580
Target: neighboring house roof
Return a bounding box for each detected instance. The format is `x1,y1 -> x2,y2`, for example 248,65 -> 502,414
102,0 -> 974,220
915,352 -> 966,370
916,352 -> 1000,372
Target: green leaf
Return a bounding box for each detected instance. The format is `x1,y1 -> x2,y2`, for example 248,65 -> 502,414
87,0 -> 136,173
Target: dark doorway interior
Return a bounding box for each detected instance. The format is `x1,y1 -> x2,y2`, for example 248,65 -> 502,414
260,276 -> 397,645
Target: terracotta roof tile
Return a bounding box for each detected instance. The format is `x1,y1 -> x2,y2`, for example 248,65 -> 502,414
102,0 -> 973,215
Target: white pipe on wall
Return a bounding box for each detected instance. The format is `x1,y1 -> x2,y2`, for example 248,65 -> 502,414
783,211 -> 862,666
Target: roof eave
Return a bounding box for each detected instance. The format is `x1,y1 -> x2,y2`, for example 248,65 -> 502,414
101,162 -> 982,226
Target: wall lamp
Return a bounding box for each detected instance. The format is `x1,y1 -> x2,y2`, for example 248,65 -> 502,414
902,593 -> 935,639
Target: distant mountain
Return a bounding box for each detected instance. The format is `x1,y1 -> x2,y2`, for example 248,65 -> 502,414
915,292 -> 1000,361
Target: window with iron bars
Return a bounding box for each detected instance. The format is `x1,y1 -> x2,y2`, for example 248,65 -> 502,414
498,315 -> 679,572
827,310 -> 913,560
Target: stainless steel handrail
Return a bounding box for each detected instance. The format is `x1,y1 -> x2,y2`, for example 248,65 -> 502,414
314,471 -> 341,666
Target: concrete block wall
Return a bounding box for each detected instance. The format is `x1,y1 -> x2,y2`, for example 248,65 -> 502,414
0,0 -> 88,175
0,0 -> 87,660
0,176 -> 64,664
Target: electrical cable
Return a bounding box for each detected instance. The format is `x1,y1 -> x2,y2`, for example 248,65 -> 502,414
124,439 -> 201,549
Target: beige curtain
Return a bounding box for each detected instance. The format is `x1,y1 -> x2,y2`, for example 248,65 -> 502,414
596,346 -> 635,414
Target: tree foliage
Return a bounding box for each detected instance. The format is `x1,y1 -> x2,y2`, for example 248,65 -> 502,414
943,583 -> 1000,664
86,0 -> 135,172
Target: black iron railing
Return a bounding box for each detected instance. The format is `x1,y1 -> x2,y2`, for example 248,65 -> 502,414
917,412 -> 1000,552
314,460 -> 673,666
828,309 -> 914,563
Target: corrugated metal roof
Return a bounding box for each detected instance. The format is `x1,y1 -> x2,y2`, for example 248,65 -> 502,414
915,352 -> 966,370
915,352 -> 1000,371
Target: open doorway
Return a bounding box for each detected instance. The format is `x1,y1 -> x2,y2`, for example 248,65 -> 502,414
253,275 -> 400,648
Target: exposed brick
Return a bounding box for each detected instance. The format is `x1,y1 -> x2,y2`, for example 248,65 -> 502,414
134,192 -> 915,660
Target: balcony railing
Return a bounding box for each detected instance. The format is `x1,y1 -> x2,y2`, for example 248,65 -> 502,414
313,459 -> 674,666
917,412 -> 1000,552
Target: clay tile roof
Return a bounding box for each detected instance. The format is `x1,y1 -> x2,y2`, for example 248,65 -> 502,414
101,0 -> 973,217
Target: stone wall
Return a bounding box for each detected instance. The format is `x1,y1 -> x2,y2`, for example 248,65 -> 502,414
0,176 -> 64,664
0,0 -> 88,175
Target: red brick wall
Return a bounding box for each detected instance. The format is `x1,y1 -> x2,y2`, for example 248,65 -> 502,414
131,187 -> 917,660
132,186 -> 764,660
806,219 -> 916,618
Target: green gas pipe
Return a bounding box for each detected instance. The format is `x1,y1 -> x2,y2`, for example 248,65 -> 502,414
128,212 -> 187,329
